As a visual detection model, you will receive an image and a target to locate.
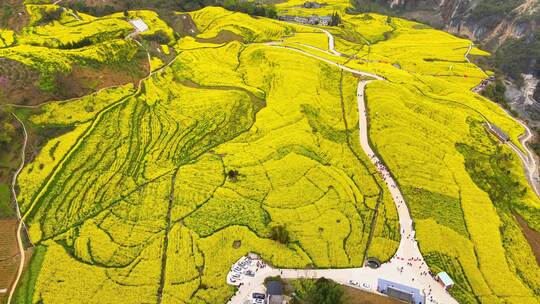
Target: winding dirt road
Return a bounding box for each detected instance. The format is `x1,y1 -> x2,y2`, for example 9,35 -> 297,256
7,113 -> 28,304
464,45 -> 540,197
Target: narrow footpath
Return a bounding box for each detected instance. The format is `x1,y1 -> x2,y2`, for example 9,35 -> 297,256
7,114 -> 28,304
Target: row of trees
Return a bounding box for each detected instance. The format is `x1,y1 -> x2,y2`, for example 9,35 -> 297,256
66,0 -> 278,19
221,0 -> 277,19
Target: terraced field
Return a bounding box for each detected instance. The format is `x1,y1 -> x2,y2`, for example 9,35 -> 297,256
2,1 -> 540,304
6,4 -> 399,304
288,3 -> 540,303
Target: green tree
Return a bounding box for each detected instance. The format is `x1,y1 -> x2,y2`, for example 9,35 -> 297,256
270,225 -> 289,244
0,121 -> 15,145
0,109 -> 15,147
307,278 -> 344,304
481,78 -> 507,105
330,12 -> 341,26
294,278 -> 345,304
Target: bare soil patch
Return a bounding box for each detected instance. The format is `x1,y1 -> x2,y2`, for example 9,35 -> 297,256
0,59 -> 49,106
0,219 -> 20,302
55,56 -> 149,100
515,213 -> 540,266
158,12 -> 200,37
196,30 -> 244,44
343,285 -> 404,304
0,54 -> 148,107
0,0 -> 28,31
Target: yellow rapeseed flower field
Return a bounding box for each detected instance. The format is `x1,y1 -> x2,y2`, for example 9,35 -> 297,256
8,1 -> 540,304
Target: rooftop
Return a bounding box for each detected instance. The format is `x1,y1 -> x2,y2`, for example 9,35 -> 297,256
130,18 -> 149,33
266,280 -> 284,295
489,124 -> 510,141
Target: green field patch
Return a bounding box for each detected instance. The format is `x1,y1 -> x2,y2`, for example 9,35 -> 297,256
0,183 -> 14,218
184,187 -> 271,236
424,252 -> 479,304
403,186 -> 468,237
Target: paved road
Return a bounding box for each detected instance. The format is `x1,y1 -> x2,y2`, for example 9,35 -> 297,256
319,28 -> 342,56
227,80 -> 458,304
6,18 -> 535,304
465,44 -> 472,64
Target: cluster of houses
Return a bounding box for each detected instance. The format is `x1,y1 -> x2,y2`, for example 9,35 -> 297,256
278,14 -> 332,26
472,75 -> 496,93
278,1 -> 334,26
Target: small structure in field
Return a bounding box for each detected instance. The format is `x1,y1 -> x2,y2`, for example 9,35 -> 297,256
129,18 -> 149,33
436,272 -> 454,290
487,123 -> 510,142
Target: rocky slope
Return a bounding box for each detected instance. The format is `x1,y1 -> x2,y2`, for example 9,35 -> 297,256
353,0 -> 540,124
387,0 -> 538,48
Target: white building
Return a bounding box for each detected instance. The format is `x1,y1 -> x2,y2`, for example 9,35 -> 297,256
377,278 -> 425,304
129,18 -> 149,33
319,16 -> 332,26
436,272 -> 454,290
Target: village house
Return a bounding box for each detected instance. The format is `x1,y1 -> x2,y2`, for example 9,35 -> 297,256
487,123 -> 510,142
318,15 -> 332,26
279,14 -> 332,26
129,18 -> 149,33
266,280 -> 284,304
377,278 -> 425,304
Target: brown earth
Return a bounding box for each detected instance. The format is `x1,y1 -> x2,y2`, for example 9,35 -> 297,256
515,213 -> 540,266
195,30 -> 244,44
0,219 -> 20,303
0,55 -> 149,107
55,57 -> 149,101
146,40 -> 177,68
0,0 -> 28,31
343,285 -> 404,304
158,12 -> 200,37
0,59 -> 47,106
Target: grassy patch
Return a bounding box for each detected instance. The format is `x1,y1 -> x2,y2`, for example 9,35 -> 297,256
0,183 -> 14,218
